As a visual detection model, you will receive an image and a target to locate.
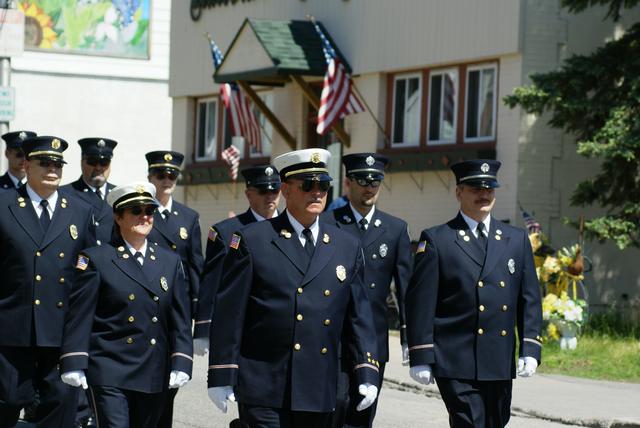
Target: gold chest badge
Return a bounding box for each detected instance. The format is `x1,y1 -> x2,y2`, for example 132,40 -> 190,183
179,227 -> 188,240
336,265 -> 346,282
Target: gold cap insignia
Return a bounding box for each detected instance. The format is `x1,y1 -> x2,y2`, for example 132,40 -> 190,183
136,185 -> 145,194
160,277 -> 169,292
51,139 -> 61,149
336,265 -> 346,282
164,153 -> 173,162
323,233 -> 330,244
179,227 -> 188,240
69,225 -> 78,240
310,152 -> 321,164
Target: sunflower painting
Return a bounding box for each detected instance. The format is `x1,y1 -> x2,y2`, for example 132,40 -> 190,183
18,0 -> 150,59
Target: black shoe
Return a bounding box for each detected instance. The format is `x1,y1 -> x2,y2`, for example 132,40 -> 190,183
75,416 -> 97,428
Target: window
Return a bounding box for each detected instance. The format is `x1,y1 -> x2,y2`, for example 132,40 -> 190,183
250,91 -> 273,158
391,73 -> 422,147
195,98 -> 218,161
427,69 -> 458,145
465,64 -> 497,142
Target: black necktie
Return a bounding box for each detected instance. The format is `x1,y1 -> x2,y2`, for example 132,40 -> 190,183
95,188 -> 102,200
39,200 -> 51,231
359,218 -> 368,233
477,222 -> 487,251
163,209 -> 171,222
134,251 -> 144,266
302,228 -> 315,259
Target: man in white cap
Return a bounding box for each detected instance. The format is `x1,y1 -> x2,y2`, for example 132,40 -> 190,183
207,149 -> 379,427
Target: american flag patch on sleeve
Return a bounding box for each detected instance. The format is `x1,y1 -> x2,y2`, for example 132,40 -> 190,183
76,254 -> 89,271
416,241 -> 427,254
230,234 -> 241,250
208,227 -> 218,242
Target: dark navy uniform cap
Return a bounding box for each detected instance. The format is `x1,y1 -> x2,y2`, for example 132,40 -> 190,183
2,131 -> 37,149
451,159 -> 501,188
273,148 -> 332,182
78,138 -> 118,159
241,165 -> 281,190
145,151 -> 184,173
342,153 -> 388,181
22,136 -> 69,164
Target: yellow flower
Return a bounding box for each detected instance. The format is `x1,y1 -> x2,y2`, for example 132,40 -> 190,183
19,1 -> 57,49
543,256 -> 562,274
547,323 -> 560,340
529,233 -> 543,252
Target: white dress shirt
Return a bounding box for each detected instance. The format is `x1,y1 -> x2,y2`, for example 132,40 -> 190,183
460,211 -> 491,238
26,185 -> 58,219
286,210 -> 319,247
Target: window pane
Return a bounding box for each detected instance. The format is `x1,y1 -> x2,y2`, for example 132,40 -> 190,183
404,77 -> 421,144
441,72 -> 456,141
466,70 -> 480,138
393,79 -> 406,143
204,101 -> 217,159
250,92 -> 272,158
429,75 -> 442,141
197,102 -> 207,158
479,69 -> 495,137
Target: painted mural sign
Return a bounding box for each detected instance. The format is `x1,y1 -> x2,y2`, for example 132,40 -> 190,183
18,0 -> 150,59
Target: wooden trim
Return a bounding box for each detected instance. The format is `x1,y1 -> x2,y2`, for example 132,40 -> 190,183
385,74 -> 393,148
291,75 -> 351,147
457,64 -> 468,146
237,81 -> 297,150
421,69 -> 429,148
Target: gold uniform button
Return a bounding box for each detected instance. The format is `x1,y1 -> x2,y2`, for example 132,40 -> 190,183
153,296 -> 159,302
171,244 -> 177,250
296,314 -> 303,321
500,330 -> 507,337
500,281 -> 506,288
478,281 -> 484,288
59,252 -> 64,258
321,347 -> 328,354
294,343 -> 301,351
35,275 -> 42,281
126,338 -> 133,344
128,294 -> 135,301
297,287 -> 303,294
324,290 -> 331,296
59,277 -> 65,284
35,299 -> 41,305
57,301 -> 63,308
128,316 -> 135,323
150,338 -> 157,345
324,319 -> 331,326
152,317 -> 158,323
477,328 -> 484,335
36,251 -> 41,257
479,305 -> 485,312
502,305 -> 508,311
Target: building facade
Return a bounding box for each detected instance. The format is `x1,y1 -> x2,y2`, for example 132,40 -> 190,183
169,0 -> 640,306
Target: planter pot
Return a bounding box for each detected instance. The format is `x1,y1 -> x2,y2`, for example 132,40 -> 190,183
555,320 -> 578,350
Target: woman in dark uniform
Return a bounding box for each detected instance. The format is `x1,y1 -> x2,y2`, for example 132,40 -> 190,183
59,182 -> 193,427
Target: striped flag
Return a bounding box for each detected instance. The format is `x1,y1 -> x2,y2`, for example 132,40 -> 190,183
221,145 -> 240,181
207,35 -> 262,152
311,20 -> 365,135
521,208 -> 542,234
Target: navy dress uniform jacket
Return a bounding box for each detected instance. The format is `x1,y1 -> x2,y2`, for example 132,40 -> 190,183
0,173 -> 17,190
61,177 -> 116,246
321,205 -> 412,362
406,214 -> 543,380
60,238 -> 193,393
208,213 -> 379,413
0,186 -> 95,347
147,200 -> 204,316
194,208 -> 258,339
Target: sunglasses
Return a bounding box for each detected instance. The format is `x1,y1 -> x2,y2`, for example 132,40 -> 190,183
299,180 -> 331,193
257,188 -> 280,196
154,171 -> 179,181
38,159 -> 64,169
85,157 -> 111,167
354,178 -> 381,188
129,205 -> 156,216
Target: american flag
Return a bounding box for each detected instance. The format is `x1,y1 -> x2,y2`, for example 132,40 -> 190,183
208,35 -> 262,152
221,145 -> 240,181
521,208 -> 542,233
311,20 -> 365,135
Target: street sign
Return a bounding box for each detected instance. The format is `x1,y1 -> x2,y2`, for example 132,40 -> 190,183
0,87 -> 15,121
0,9 -> 25,57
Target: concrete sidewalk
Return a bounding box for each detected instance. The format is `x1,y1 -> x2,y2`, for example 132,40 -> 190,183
385,335 -> 640,428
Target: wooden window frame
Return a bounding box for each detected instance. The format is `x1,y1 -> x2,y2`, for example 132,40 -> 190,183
390,72 -> 423,148
194,97 -> 219,162
427,67 -> 459,146
463,63 -> 499,144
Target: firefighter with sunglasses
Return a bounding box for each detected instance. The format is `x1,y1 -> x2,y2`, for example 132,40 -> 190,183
193,165 -> 281,357
145,150 -> 203,428
0,131 -> 35,191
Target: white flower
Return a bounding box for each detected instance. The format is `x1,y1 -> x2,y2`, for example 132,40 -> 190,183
95,7 -> 119,43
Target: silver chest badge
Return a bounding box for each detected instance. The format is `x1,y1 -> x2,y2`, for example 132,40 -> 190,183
379,243 -> 388,258
508,259 -> 516,274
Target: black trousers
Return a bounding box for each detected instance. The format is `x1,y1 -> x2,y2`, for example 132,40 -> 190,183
156,387 -> 178,427
331,363 -> 385,428
436,378 -> 512,428
238,403 -> 333,428
88,385 -> 165,428
0,346 -> 79,428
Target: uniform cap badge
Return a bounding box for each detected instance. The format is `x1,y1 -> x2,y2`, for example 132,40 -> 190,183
508,258 -> 516,274
336,265 -> 347,282
97,139 -> 106,148
160,276 -> 169,292
265,167 -> 274,176
379,243 -> 388,258
135,185 -> 145,194
310,152 -> 321,164
179,227 -> 188,240
481,163 -> 490,173
69,224 -> 78,240
365,156 -> 375,166
164,153 -> 173,162
19,131 -> 27,140
51,139 -> 61,149
323,233 -> 330,244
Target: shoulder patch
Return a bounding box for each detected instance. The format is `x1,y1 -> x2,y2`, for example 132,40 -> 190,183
208,227 -> 218,242
230,233 -> 241,250
76,254 -> 90,271
416,240 -> 428,254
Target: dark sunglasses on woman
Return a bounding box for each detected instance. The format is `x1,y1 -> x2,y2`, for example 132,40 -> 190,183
130,206 -> 156,216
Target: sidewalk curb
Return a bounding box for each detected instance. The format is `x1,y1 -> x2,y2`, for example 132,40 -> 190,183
384,376 -> 640,428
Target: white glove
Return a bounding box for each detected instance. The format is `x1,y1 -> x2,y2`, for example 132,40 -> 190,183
60,370 -> 88,390
193,338 -> 209,356
208,386 -> 235,413
168,370 -> 190,388
517,356 -> 538,377
401,344 -> 410,366
409,364 -> 434,385
355,383 -> 378,411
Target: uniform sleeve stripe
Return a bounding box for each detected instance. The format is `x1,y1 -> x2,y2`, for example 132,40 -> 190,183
409,344 -> 434,351
208,364 -> 239,369
523,338 -> 543,347
354,363 -> 379,373
171,352 -> 193,361
60,352 -> 89,360
194,320 -> 212,325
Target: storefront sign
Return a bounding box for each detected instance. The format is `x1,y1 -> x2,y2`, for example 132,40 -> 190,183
190,0 -> 257,21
